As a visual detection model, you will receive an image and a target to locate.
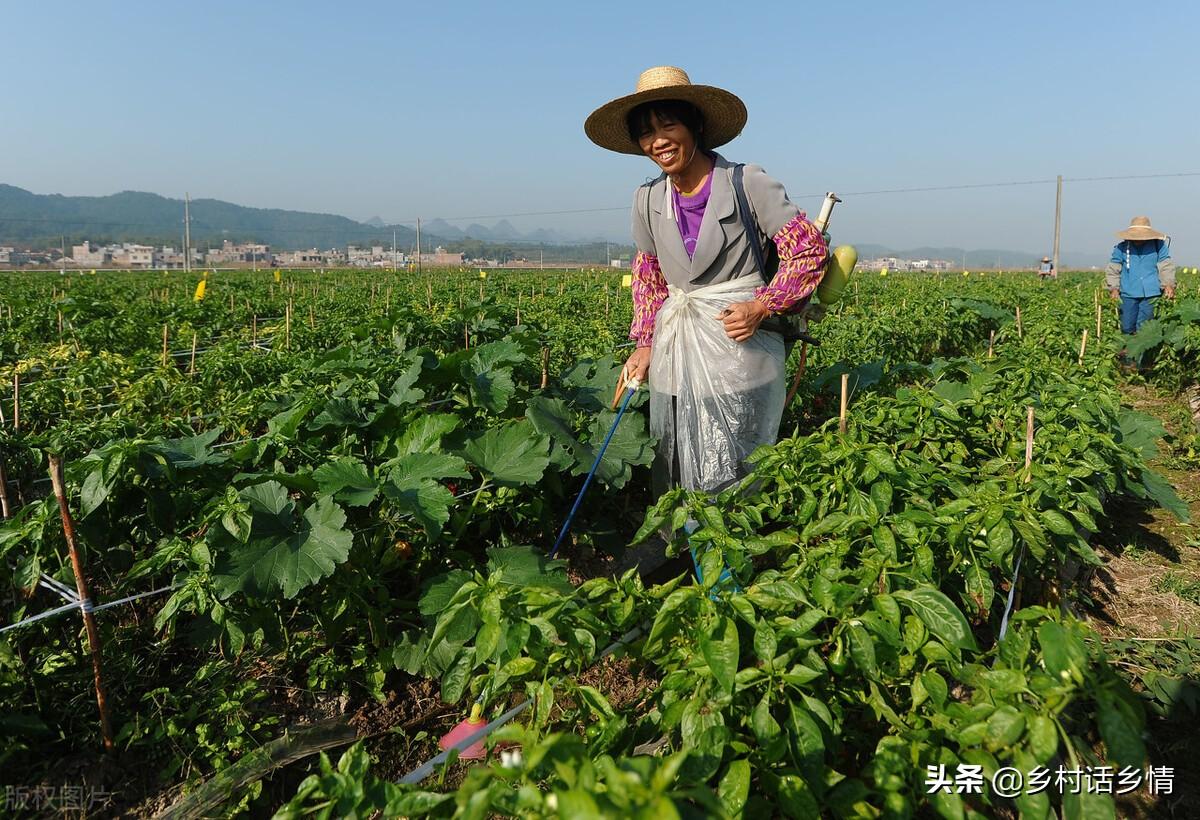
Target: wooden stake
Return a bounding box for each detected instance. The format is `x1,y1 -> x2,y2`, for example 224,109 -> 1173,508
189,333 -> 198,375
12,373 -> 19,432
839,373 -> 849,434
1078,329 -> 1088,365
605,285 -> 610,319
57,309 -> 63,343
784,341 -> 810,408
161,324 -> 168,367
252,315 -> 258,346
1015,306 -> 1022,338
0,459 -> 10,519
464,324 -> 470,350
286,299 -> 292,350
309,304 -> 315,330
540,347 -> 549,389
987,330 -> 995,359
47,454 -> 114,752
1095,302 -> 1102,340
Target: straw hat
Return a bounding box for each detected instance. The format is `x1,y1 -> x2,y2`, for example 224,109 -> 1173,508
1117,216 -> 1167,241
584,66 -> 747,155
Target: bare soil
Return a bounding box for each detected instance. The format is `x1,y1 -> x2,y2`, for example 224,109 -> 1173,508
1087,383 -> 1200,819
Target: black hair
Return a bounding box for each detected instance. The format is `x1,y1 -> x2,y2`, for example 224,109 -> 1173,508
626,99 -> 706,150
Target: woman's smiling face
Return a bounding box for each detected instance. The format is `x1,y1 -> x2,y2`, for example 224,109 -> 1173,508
636,111 -> 698,177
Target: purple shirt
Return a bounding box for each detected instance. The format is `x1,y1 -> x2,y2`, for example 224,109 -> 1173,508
672,170 -> 713,259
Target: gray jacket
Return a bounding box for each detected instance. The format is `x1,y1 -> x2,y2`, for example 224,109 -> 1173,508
631,153 -> 800,293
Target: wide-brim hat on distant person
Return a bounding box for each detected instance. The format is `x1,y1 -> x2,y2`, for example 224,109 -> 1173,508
1117,216 -> 1168,241
585,66 -> 747,155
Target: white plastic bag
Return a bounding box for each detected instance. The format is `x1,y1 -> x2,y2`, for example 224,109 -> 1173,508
649,278 -> 785,493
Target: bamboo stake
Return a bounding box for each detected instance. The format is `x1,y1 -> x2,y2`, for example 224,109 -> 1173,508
161,324 -> 168,367
57,310 -> 63,343
1015,306 -> 1022,338
605,285 -> 610,319
1078,329 -> 1088,365
839,373 -> 849,434
189,333 -> 198,375
47,454 -> 114,752
252,315 -> 258,346
540,347 -> 549,389
12,373 -> 19,431
1095,302 -> 1102,340
286,299 -> 292,350
987,330 -> 995,359
464,324 -> 469,350
309,304 -> 315,330
0,459 -> 11,519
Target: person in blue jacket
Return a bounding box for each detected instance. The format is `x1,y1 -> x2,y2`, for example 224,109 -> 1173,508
1105,216 -> 1176,365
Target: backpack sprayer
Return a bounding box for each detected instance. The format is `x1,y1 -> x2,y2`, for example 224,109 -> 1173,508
784,193 -> 858,407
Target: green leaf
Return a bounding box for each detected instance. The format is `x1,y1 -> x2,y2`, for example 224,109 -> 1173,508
159,427 -> 227,470
387,353 -> 426,406
1141,468 -> 1190,522
718,759 -> 751,817
388,451 -> 470,484
313,458 -> 378,506
893,587 -> 977,651
382,475 -> 456,538
1097,698 -> 1146,769
79,467 -> 113,518
1027,714 -> 1058,763
462,339 -> 523,412
847,623 -> 878,679
1037,621 -> 1086,681
786,702 -> 826,780
866,449 -> 898,475
211,483 -> 353,599
700,615 -> 739,695
461,420 -> 550,486
1040,509 -> 1076,537
1061,787 -> 1116,820
985,705 -> 1026,750
392,413 -> 461,456
921,669 -> 948,707
486,546 -> 573,593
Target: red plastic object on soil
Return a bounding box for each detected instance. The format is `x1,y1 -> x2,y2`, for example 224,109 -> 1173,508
438,703 -> 488,760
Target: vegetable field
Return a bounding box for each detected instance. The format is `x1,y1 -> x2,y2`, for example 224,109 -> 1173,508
1,267 -> 1198,818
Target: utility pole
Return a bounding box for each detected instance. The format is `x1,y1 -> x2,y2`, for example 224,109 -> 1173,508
184,193 -> 192,275
1052,174 -> 1062,279
416,219 -> 422,275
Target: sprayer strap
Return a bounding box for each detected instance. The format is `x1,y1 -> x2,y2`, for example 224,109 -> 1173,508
731,164 -> 769,282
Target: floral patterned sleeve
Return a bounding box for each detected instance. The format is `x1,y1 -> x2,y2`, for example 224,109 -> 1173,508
628,251 -> 668,347
753,213 -> 829,314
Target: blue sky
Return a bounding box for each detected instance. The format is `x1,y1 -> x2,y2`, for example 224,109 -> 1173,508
3,0 -> 1197,260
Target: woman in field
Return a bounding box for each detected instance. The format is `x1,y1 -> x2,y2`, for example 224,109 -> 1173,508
585,66 -> 828,494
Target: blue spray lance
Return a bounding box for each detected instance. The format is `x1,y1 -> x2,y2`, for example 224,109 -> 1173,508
548,377 -> 641,559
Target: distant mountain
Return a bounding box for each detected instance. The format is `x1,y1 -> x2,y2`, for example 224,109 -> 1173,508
0,184 -> 424,251
362,216 -> 386,228
854,243 -> 1105,269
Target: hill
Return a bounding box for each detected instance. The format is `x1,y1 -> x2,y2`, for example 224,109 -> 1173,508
0,184 -> 421,251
